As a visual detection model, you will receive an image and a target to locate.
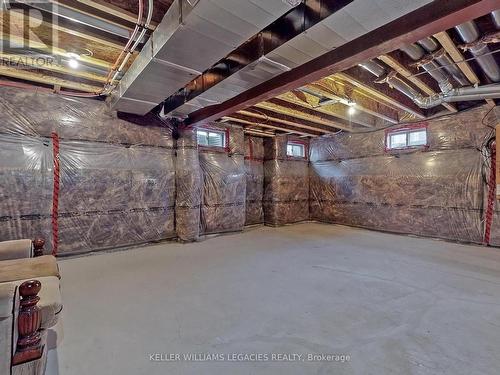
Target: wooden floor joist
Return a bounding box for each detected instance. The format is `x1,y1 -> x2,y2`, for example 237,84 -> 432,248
255,100 -> 355,132
378,54 -> 457,113
336,71 -> 426,120
433,30 -> 495,106
308,78 -> 400,124
229,112 -> 325,136
0,65 -> 102,92
226,116 -> 320,137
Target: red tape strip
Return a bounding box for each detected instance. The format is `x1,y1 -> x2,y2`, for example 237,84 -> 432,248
51,132 -> 60,256
484,142 -> 496,246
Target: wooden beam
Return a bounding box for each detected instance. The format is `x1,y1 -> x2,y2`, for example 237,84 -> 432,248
336,70 -> 426,120
228,113 -> 320,137
255,100 -> 355,132
186,0 -> 498,126
243,129 -> 275,138
229,112 -> 324,137
309,78 -> 400,123
0,65 -> 102,92
378,54 -> 458,113
4,8 -> 125,50
52,0 -> 157,28
240,108 -> 334,134
433,30 -> 495,106
0,33 -> 112,69
277,91 -> 377,128
0,53 -> 107,83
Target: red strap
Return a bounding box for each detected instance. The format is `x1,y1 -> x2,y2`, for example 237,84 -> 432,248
484,142 -> 496,246
51,132 -> 60,255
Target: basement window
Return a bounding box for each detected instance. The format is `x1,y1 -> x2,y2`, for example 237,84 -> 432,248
386,125 -> 428,151
197,128 -> 226,148
287,141 -> 306,158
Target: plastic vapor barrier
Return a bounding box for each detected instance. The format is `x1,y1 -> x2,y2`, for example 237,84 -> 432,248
310,105 -> 496,244
175,128 -> 202,241
0,87 -> 175,255
264,135 -> 309,226
199,123 -> 246,234
244,136 -> 264,225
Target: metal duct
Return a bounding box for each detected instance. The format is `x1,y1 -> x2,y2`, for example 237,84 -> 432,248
359,59 -> 500,109
163,0 -> 434,118
413,84 -> 500,108
108,0 -> 297,115
417,37 -> 470,86
400,43 -> 454,92
455,21 -> 500,82
359,60 -> 422,100
492,10 -> 500,29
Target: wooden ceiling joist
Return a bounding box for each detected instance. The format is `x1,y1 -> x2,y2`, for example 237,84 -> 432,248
433,30 -> 495,106
277,91 -> 377,128
240,108 -> 334,134
0,65 -> 102,92
307,78 -> 400,124
243,129 -> 275,138
336,70 -> 426,120
0,53 -> 107,83
3,9 -> 125,50
228,112 -> 324,137
256,100 -> 355,132
227,116 -> 317,137
378,54 -> 457,113
186,0 -> 498,126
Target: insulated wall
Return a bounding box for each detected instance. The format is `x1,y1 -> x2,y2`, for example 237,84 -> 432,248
310,105 -> 496,244
264,135 -> 309,226
244,136 -> 264,225
0,87 -> 175,255
199,123 -> 246,234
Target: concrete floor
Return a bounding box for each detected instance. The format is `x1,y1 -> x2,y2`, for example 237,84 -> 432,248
47,223 -> 500,375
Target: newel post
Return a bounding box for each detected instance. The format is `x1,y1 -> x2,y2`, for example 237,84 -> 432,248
12,280 -> 44,365
32,238 -> 45,257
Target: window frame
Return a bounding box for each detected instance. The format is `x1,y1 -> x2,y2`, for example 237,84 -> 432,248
196,126 -> 229,152
286,140 -> 308,160
385,123 -> 429,152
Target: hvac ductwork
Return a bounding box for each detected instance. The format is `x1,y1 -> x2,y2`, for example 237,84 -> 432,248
359,60 -> 500,109
455,20 -> 500,82
108,0 -> 298,115
162,0 -> 435,118
399,43 -> 454,93
413,84 -> 500,108
417,37 -> 470,86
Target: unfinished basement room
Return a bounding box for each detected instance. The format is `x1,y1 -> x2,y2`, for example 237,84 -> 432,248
2,0 -> 500,374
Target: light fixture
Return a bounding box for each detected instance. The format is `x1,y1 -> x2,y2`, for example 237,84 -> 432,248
67,52 -> 80,69
348,106 -> 356,115
68,59 -> 79,69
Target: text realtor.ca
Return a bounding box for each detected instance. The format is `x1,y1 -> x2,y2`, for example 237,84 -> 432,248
149,353 -> 351,363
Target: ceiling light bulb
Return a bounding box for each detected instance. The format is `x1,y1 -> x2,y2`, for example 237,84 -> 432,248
68,59 -> 79,69
348,106 -> 356,115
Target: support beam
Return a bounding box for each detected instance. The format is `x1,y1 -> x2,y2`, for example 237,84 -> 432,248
0,53 -> 107,83
278,91 -> 376,128
378,54 -> 458,113
240,108 -> 333,134
0,65 -> 102,92
256,100 -> 355,132
433,30 -> 495,106
228,113 -> 324,137
243,129 -> 275,138
186,0 -> 498,126
336,70 -> 426,120
0,34 -> 112,69
309,78 -> 400,123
